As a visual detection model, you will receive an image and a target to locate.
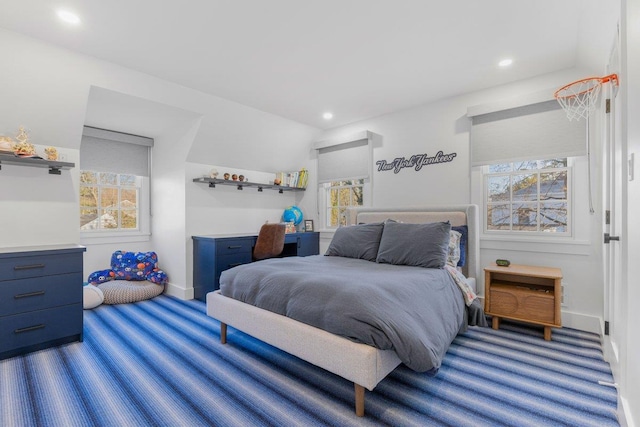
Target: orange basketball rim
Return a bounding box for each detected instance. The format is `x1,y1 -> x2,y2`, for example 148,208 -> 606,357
554,74 -> 619,121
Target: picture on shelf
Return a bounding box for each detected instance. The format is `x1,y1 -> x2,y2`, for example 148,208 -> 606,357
285,222 -> 297,234
304,220 -> 314,232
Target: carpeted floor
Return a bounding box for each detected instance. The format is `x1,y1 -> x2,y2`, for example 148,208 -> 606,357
0,295 -> 619,426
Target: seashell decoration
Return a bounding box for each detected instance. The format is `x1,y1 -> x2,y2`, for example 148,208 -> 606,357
44,146 -> 58,160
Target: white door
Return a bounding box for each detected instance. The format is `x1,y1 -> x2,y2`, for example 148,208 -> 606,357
603,41 -> 623,369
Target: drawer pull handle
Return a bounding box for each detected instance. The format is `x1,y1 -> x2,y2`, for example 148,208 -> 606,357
14,264 -> 46,271
227,245 -> 243,249
14,290 -> 46,299
229,263 -> 243,267
14,324 -> 45,334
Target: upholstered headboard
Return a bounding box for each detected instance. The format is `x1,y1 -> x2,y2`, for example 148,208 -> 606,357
346,205 -> 480,280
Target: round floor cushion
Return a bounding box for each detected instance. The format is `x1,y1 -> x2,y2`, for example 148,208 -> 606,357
99,280 -> 164,304
83,284 -> 105,309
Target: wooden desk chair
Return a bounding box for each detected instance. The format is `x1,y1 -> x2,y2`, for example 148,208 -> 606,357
253,223 -> 286,261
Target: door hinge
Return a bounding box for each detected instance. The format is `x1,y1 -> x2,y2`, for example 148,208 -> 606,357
606,210 -> 610,225
606,98 -> 611,114
605,321 -> 610,335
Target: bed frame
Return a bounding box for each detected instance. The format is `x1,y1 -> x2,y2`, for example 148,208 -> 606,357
206,204 -> 479,416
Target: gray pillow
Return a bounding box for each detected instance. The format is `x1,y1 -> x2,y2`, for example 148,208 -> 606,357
325,222 -> 384,261
376,221 -> 451,268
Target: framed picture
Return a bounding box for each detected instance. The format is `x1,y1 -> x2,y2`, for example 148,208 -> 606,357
304,219 -> 314,232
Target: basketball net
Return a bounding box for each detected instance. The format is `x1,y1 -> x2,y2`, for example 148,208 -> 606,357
554,74 -> 619,215
554,74 -> 619,121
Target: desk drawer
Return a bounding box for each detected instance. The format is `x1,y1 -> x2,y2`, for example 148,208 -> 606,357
215,253 -> 252,276
215,238 -> 253,256
0,304 -> 83,354
0,273 -> 83,316
0,253 -> 83,281
214,253 -> 252,291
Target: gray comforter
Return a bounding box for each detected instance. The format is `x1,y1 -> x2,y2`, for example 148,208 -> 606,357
220,255 -> 470,373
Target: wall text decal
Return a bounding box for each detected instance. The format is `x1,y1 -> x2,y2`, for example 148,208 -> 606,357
376,151 -> 457,174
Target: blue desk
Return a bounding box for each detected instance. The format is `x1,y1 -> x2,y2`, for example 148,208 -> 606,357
192,232 -> 320,301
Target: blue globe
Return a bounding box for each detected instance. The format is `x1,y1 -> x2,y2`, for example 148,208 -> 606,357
282,205 -> 303,225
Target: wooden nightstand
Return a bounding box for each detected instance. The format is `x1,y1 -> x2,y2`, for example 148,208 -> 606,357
484,263 -> 562,340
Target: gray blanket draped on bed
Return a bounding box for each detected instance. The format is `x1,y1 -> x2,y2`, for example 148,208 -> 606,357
220,255 -> 483,373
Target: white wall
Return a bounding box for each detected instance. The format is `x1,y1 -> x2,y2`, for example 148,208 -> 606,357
0,148 -> 80,246
318,68 -> 605,331
0,28 -> 320,299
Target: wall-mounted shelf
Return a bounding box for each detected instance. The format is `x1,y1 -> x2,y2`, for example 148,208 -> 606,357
0,153 -> 75,175
193,177 -> 305,193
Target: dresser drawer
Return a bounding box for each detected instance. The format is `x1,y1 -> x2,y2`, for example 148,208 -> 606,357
0,273 -> 83,316
0,304 -> 83,355
215,238 -> 253,256
0,253 -> 83,281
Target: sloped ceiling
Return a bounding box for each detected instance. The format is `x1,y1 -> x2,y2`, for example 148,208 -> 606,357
0,0 -> 619,129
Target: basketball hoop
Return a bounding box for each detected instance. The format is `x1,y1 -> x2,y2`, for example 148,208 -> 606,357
554,74 -> 619,121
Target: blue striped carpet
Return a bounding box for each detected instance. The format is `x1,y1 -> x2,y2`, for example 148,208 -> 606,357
0,295 -> 619,426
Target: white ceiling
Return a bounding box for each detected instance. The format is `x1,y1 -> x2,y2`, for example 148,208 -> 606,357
0,0 -> 617,129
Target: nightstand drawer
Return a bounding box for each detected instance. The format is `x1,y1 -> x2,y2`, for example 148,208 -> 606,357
215,238 -> 253,256
0,273 -> 83,316
489,285 -> 555,324
0,253 -> 83,281
0,304 -> 83,354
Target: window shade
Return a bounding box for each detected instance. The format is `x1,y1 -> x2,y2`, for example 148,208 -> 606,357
469,100 -> 586,166
80,127 -> 153,176
317,138 -> 370,183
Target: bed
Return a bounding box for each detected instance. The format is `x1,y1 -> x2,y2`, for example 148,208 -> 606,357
206,204 -> 482,416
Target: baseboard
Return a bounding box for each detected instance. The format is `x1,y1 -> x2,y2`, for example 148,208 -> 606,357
619,395 -> 633,427
475,299 -> 601,335
604,336 -> 634,427
560,310 -> 601,335
164,282 -> 193,300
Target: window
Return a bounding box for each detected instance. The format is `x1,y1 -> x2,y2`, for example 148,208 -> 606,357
314,131 -> 377,230
485,158 -> 570,234
80,172 -> 141,231
79,126 -> 153,241
323,179 -> 365,228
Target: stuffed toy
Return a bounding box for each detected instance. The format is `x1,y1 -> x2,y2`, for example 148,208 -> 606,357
87,251 -> 168,286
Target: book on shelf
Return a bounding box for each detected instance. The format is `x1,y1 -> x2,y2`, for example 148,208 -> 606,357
275,168 -> 308,188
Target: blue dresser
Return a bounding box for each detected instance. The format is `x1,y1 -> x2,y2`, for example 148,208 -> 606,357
192,232 -> 319,301
0,244 -> 86,360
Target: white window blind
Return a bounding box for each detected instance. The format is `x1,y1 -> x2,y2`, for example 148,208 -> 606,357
80,126 -> 153,176
314,131 -> 373,184
468,99 -> 586,166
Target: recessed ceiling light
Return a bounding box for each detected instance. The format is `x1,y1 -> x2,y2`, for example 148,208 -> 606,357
322,112 -> 333,120
57,10 -> 81,25
498,58 -> 513,67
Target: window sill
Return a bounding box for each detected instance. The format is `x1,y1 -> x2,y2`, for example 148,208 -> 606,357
80,232 -> 151,246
